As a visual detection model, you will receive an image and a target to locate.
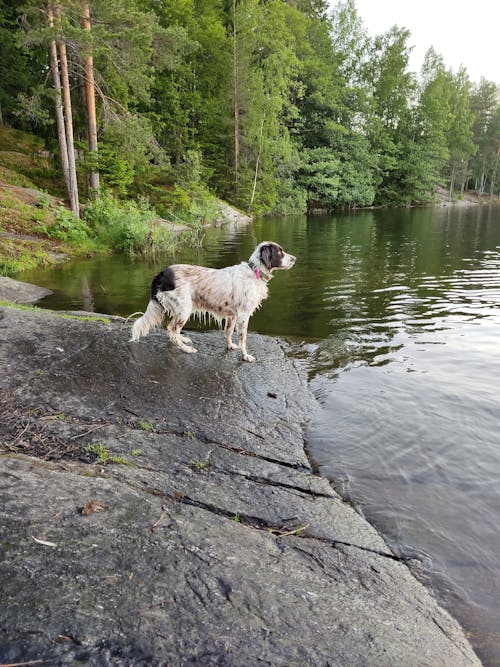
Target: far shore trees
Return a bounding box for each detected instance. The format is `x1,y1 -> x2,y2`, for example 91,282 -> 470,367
3,0 -> 499,214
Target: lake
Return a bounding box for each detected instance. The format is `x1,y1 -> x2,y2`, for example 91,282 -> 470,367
17,204 -> 500,665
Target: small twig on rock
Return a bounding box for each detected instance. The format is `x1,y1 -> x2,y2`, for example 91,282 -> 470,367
271,523 -> 310,537
151,505 -> 169,531
31,535 -> 58,548
0,660 -> 45,667
70,424 -> 105,440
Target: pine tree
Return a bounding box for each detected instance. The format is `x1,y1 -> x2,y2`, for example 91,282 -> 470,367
82,0 -> 99,195
47,2 -> 79,215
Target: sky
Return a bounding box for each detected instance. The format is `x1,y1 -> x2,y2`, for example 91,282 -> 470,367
346,0 -> 499,84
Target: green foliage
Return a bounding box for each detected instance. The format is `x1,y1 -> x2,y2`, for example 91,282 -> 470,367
0,0 -> 498,215
469,79 -> 499,194
0,241 -> 56,275
0,301 -> 110,323
190,460 -> 208,471
83,193 -> 156,254
83,442 -> 130,465
0,1 -> 47,126
298,148 -> 341,208
86,146 -> 134,197
39,207 -> 93,243
153,185 -> 192,218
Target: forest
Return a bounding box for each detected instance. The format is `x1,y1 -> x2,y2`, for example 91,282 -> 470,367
0,0 -> 499,219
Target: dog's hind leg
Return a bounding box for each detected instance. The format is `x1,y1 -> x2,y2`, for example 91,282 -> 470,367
167,316 -> 197,353
165,296 -> 197,353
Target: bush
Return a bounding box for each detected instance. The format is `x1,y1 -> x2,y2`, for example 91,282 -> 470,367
153,184 -> 192,218
148,224 -> 177,256
83,194 -> 156,254
83,193 -> 179,255
36,206 -> 92,243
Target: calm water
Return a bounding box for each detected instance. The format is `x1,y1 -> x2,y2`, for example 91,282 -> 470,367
17,205 -> 500,665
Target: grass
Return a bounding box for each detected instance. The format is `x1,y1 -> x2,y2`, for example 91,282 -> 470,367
190,460 -> 209,471
0,300 -> 111,324
0,125 -> 235,276
83,443 -> 130,465
139,420 -> 153,431
0,185 -> 57,234
0,126 -> 46,153
0,237 -> 61,275
0,170 -> 96,275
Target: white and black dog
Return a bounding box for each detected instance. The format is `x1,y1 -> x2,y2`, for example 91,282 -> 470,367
130,241 -> 296,362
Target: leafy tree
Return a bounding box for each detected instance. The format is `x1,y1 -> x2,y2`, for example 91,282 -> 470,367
469,79 -> 500,195
394,47 -> 454,204
226,0 -> 301,212
0,0 -> 47,126
445,67 -> 476,197
415,49 -> 453,186
1,0 -> 497,219
364,25 -> 416,204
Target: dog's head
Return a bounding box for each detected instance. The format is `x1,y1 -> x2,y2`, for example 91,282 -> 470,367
250,242 -> 296,277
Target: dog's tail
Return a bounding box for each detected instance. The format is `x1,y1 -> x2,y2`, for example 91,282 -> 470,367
130,299 -> 164,342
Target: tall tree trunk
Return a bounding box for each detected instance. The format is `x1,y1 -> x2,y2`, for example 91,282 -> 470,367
448,161 -> 456,200
490,144 -> 500,202
478,156 -> 487,196
460,158 -> 469,194
248,114 -> 265,214
47,5 -> 71,208
82,0 -> 100,196
54,5 -> 80,217
232,0 -> 239,189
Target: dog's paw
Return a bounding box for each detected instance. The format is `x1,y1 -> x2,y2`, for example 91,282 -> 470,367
227,342 -> 239,351
242,353 -> 256,363
180,334 -> 192,344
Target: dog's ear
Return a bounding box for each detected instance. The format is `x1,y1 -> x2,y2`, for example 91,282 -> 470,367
260,244 -> 274,270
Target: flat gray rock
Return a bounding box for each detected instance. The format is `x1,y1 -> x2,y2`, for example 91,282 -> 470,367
0,304 -> 481,666
0,275 -> 52,303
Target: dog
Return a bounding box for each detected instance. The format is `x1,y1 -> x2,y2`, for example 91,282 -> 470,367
130,241 -> 296,362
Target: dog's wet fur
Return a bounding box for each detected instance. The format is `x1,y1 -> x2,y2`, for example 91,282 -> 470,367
130,241 -> 296,362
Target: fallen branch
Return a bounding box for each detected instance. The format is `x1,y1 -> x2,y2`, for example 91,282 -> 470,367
31,535 -> 58,548
0,661 -> 45,667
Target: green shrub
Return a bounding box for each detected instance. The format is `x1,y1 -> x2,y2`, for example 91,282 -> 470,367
93,146 -> 135,197
148,223 -> 177,254
154,184 -> 191,218
52,208 -> 92,242
84,194 -> 156,254
34,206 -> 92,243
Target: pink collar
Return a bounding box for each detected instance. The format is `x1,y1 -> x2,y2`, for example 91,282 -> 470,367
248,260 -> 268,281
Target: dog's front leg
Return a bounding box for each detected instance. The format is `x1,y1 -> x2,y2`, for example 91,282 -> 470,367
225,317 -> 238,351
236,316 -> 255,362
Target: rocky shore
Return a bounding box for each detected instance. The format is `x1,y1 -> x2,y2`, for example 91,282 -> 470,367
0,281 -> 481,666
